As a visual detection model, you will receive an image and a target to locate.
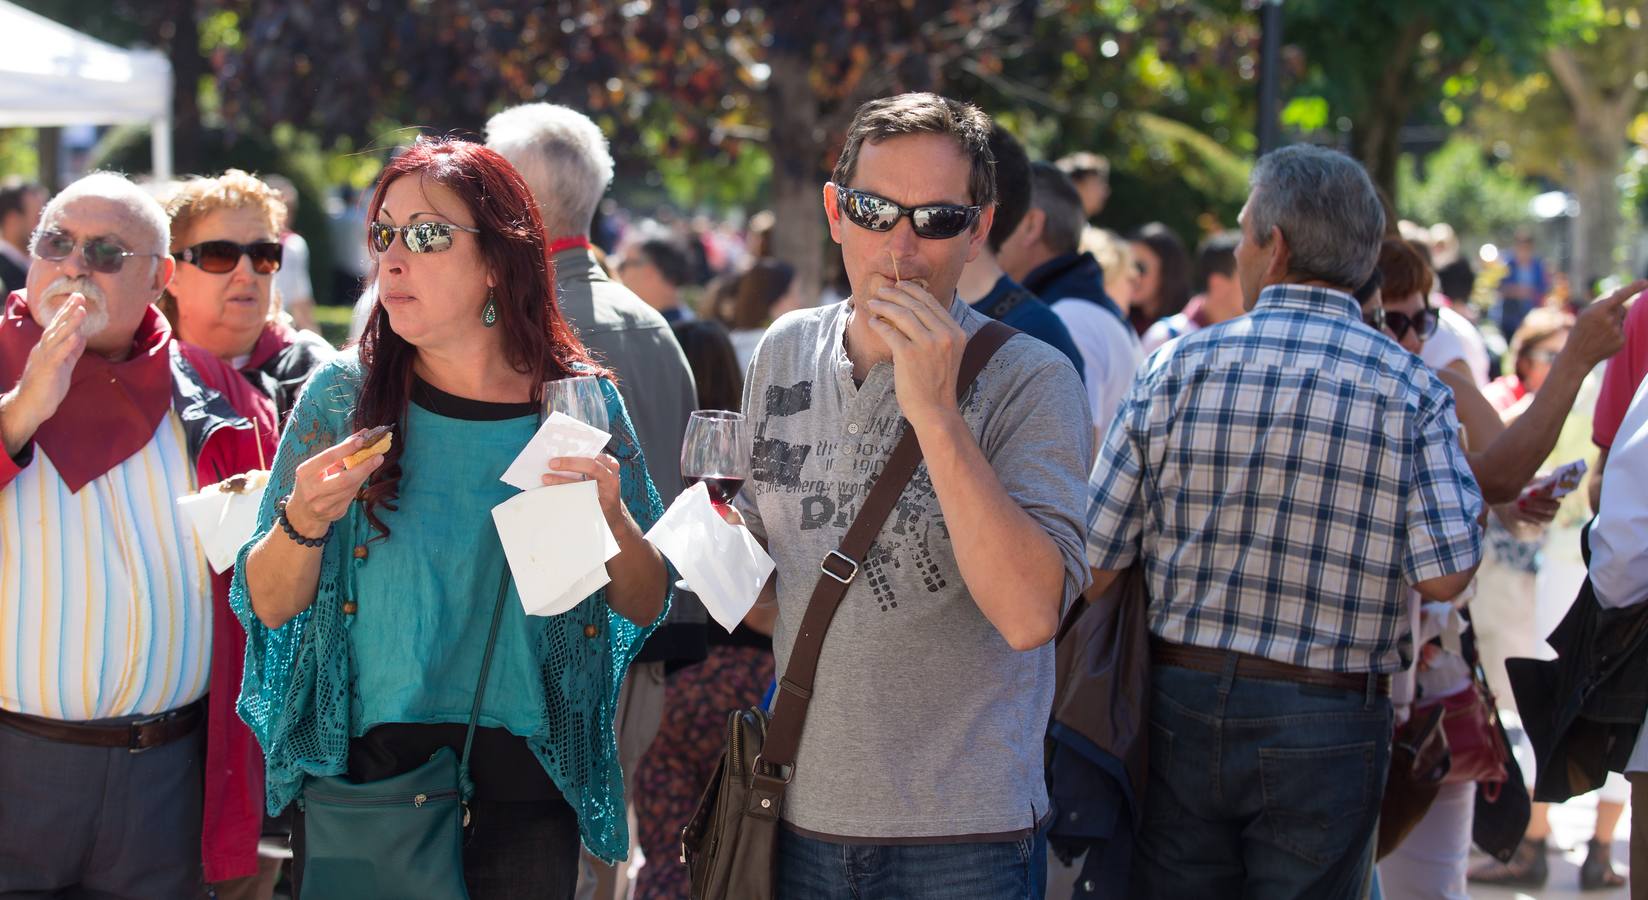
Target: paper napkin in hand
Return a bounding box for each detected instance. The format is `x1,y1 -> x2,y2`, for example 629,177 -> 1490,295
644,482 -> 775,632
492,479 -> 620,617
499,412 -> 611,492
177,470 -> 271,574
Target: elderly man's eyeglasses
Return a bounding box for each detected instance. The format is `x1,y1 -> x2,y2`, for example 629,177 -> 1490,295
31,230 -> 163,275
831,184 -> 980,240
174,240 -> 283,275
369,221 -> 481,255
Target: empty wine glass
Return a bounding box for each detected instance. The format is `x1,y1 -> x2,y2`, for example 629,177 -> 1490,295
544,374 -> 609,433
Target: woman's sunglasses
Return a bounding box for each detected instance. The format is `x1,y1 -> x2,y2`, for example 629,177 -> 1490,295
31,230 -> 163,275
831,184 -> 981,240
1364,306 -> 1439,341
174,240 -> 283,275
369,221 -> 482,255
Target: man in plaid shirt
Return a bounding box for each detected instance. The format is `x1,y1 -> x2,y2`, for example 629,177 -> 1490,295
1085,145 -> 1483,899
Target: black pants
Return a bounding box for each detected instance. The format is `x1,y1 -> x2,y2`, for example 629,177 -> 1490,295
290,724 -> 580,900
0,713 -> 204,900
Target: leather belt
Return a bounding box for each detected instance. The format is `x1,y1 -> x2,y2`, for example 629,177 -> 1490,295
1152,639 -> 1390,697
0,701 -> 204,753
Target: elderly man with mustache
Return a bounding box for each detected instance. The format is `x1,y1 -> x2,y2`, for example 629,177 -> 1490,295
0,172 -> 277,898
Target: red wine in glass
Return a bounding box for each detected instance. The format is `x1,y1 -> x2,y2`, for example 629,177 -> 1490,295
682,474 -> 745,507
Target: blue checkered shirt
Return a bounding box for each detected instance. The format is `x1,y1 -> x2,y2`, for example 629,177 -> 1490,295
1085,284 -> 1483,673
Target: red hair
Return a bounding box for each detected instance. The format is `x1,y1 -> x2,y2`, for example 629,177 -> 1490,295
354,137 -> 605,538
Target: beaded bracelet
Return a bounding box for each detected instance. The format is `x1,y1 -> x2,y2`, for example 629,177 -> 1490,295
277,496 -> 332,549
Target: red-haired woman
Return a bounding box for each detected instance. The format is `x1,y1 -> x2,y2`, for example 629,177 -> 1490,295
230,138 -> 668,898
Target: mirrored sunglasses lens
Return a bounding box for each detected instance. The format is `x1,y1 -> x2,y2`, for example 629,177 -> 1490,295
406,223 -> 453,253
913,206 -> 971,238
845,193 -> 896,231
368,224 -> 394,253
84,240 -> 129,273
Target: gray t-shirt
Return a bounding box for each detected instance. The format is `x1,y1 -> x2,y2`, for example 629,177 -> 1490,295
736,296 -> 1093,840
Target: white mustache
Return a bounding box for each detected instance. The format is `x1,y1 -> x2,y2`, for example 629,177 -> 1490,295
40,275 -> 108,311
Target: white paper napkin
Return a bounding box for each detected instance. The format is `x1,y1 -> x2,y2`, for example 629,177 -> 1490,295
177,473 -> 270,574
644,482 -> 775,632
492,480 -> 620,617
499,412 -> 611,492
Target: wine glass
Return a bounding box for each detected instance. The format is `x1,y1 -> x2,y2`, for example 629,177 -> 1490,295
544,374 -> 609,433
675,410 -> 750,593
679,410 -> 749,508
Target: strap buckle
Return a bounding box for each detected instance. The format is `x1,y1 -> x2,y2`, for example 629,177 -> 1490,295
752,754 -> 795,784
127,710 -> 175,754
820,551 -> 859,585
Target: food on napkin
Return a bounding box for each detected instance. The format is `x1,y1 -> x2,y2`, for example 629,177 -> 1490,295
178,469 -> 271,573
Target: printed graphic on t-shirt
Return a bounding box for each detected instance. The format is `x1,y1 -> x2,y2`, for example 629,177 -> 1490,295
751,378 -> 963,611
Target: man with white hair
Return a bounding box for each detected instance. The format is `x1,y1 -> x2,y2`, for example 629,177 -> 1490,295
486,103 -> 701,900
0,172 -> 277,896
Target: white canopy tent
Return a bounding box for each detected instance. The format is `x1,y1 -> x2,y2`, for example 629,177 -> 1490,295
0,1 -> 173,179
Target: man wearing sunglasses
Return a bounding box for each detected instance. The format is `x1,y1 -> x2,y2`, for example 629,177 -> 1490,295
731,92 -> 1093,898
0,172 -> 277,897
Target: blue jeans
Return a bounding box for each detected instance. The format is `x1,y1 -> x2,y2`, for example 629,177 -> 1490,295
778,826 -> 1046,899
1131,662 -> 1391,900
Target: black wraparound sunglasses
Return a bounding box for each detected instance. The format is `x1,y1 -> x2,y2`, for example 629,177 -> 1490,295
831,184 -> 981,240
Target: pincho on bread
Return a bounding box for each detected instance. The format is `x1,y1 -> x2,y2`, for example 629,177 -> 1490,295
343,425 -> 394,470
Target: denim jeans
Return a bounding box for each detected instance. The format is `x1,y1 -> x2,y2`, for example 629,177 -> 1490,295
1131,662 -> 1392,900
778,825 -> 1047,899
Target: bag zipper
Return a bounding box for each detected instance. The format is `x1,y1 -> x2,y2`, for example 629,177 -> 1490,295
302,787 -> 461,807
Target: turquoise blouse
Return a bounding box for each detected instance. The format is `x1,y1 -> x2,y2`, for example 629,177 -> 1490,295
229,351 -> 667,862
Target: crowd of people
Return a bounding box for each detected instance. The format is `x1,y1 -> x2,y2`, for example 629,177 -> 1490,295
1,87 -> 1647,900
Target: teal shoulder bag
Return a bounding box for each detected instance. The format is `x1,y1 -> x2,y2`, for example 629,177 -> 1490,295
296,570 -> 513,899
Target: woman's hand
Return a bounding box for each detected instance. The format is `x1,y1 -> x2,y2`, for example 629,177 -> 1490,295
285,430 -> 385,538
544,454 -> 632,533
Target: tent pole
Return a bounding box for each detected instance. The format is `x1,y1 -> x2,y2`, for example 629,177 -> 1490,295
151,116 -> 172,181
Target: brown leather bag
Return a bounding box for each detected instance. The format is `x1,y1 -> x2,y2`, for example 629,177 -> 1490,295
1376,703 -> 1451,859
679,322 -> 1017,900
1050,565 -> 1151,810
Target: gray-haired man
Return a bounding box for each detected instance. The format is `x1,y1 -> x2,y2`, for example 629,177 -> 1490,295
1085,145 -> 1484,898
487,103 -> 701,900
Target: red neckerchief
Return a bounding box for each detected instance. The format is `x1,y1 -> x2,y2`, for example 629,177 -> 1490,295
242,319 -> 297,373
546,235 -> 591,256
0,291 -> 174,493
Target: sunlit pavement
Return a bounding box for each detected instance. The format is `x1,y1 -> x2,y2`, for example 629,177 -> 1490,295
1470,791 -> 1630,900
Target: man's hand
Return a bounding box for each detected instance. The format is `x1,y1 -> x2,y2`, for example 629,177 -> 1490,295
1561,280 -> 1644,371
865,279 -> 966,431
1,294 -> 89,456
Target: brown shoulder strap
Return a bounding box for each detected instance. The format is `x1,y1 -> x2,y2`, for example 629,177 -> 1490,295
758,321 -> 1017,771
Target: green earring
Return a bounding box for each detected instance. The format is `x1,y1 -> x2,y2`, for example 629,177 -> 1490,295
482,290 -> 498,327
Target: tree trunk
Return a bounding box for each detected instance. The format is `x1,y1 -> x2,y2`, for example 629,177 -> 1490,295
163,0 -> 204,174
763,44 -> 829,307
1569,144 -> 1624,292
1352,106 -> 1405,231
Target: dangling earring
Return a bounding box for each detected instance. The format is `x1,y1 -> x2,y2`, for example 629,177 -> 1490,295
482,289 -> 498,327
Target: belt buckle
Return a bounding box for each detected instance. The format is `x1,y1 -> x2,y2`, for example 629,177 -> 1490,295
820,551 -> 859,585
128,710 -> 174,754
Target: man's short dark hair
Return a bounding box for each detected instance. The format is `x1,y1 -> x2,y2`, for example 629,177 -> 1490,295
831,93 -> 996,207
0,178 -> 42,222
1028,162 -> 1085,257
986,124 -> 1031,254
1194,231 -> 1241,292
636,238 -> 692,288
1056,151 -> 1110,184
